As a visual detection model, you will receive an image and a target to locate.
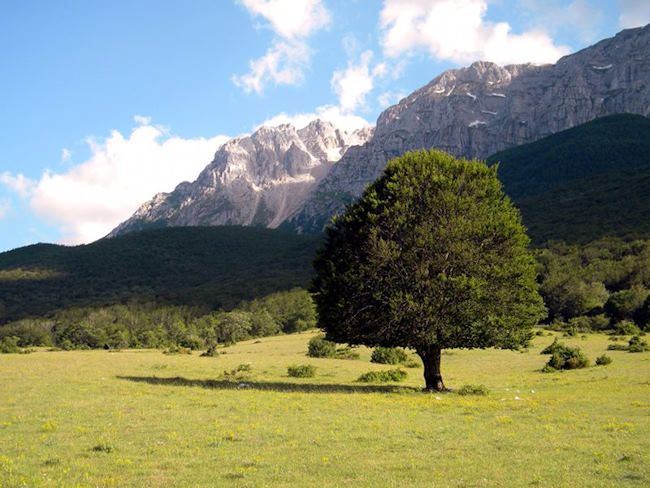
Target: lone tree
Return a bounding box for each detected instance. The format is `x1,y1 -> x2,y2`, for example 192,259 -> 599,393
311,150 -> 546,391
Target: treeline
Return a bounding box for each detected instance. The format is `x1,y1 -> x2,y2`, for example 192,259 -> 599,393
0,288 -> 316,350
536,237 -> 650,334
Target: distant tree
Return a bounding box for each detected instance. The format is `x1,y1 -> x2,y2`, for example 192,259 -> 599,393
312,150 -> 546,391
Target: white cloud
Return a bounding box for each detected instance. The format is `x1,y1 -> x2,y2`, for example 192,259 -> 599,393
259,105 -> 372,133
380,0 -> 570,65
619,0 -> 650,28
235,0 -> 331,93
331,50 -> 376,112
61,148 -> 71,163
232,40 -> 310,94
239,0 -> 330,39
377,91 -> 407,108
133,114 -> 152,126
0,172 -> 35,198
2,120 -> 229,245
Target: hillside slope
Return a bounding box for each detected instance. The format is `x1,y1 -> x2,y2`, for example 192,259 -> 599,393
0,226 -> 321,323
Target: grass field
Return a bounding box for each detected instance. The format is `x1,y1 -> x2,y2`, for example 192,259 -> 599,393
1,331 -> 648,487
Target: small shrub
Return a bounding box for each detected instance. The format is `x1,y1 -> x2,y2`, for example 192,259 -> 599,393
540,338 -> 562,355
0,336 -> 21,354
541,364 -> 557,373
595,354 -> 613,366
607,343 -> 629,351
457,384 -> 489,396
200,344 -> 219,357
545,344 -> 590,370
628,335 -> 649,353
222,363 -> 252,381
287,364 -> 316,378
91,442 -> 114,453
371,346 -> 408,364
357,368 -> 407,383
307,335 -> 336,358
612,320 -> 641,336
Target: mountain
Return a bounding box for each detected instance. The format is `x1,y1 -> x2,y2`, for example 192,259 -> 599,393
109,120 -> 372,236
286,24 -> 650,233
0,227 -> 321,323
111,25 -> 650,238
488,113 -> 650,243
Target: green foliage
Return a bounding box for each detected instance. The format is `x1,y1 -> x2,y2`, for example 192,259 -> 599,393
604,287 -> 649,322
307,334 -> 337,358
612,320 -> 641,336
0,336 -> 21,354
0,226 -> 320,323
222,364 -> 253,382
200,343 -> 219,357
312,150 -> 545,390
543,344 -> 590,371
595,354 -> 612,366
456,384 -> 489,396
243,288 -> 316,333
487,114 -> 650,243
627,335 -> 649,353
334,346 -> 360,360
356,368 -> 408,383
540,338 -> 562,355
286,364 -> 316,378
370,347 -> 408,364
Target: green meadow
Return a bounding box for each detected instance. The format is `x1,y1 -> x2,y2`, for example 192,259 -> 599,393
1,331 -> 648,487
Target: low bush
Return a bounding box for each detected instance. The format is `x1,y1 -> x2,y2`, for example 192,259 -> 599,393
457,384 -> 489,396
370,347 -> 408,364
543,343 -> 590,371
307,335 -> 336,358
540,338 -> 562,355
595,354 -> 613,366
401,358 -> 421,368
0,336 -> 21,354
357,368 -> 407,383
200,344 -> 219,357
222,363 -> 252,381
628,335 -> 649,353
607,343 -> 629,351
612,320 -> 641,336
163,345 -> 191,355
287,364 -> 316,378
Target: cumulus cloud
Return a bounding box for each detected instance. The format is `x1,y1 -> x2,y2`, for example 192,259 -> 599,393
1,120 -> 229,245
259,105 -> 372,133
331,50 -> 376,112
235,0 -> 331,93
0,172 -> 35,198
232,40 -> 310,93
380,0 -> 570,65
619,0 -> 650,28
239,0 -> 330,39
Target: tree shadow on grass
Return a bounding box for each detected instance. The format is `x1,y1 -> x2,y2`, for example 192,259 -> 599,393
117,375 -> 419,394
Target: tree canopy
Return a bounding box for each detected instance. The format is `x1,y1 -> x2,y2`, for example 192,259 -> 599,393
312,150 -> 546,391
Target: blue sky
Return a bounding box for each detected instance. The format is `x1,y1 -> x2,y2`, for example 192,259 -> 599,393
0,0 -> 648,252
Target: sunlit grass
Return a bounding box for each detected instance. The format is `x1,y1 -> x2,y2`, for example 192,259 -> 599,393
0,330 -> 648,486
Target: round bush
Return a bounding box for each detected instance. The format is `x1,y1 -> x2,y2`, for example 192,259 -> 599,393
356,368 -> 407,383
544,343 -> 590,370
307,335 -> 337,358
370,346 -> 408,364
595,354 -> 612,366
287,364 -> 316,378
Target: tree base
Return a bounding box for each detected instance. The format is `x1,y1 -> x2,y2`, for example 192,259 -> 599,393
422,386 -> 452,393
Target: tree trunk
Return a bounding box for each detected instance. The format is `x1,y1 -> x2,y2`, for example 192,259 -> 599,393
417,345 -> 447,391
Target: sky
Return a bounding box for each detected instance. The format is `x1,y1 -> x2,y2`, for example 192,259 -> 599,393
1,0 -> 648,253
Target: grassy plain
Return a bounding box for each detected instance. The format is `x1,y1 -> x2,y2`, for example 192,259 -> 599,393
1,331 -> 648,487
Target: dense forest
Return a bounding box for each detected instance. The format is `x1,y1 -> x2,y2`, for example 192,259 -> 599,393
0,226 -> 321,323
489,114 -> 650,243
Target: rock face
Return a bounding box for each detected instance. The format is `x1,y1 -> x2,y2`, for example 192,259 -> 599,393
108,120 -> 373,236
285,24 -> 650,233
112,25 -> 650,237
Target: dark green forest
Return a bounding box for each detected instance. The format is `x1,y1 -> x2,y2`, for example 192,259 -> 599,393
489,114 -> 650,243
0,226 -> 320,323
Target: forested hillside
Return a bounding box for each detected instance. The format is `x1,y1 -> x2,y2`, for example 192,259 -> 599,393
488,114 -> 650,243
0,226 -> 320,323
